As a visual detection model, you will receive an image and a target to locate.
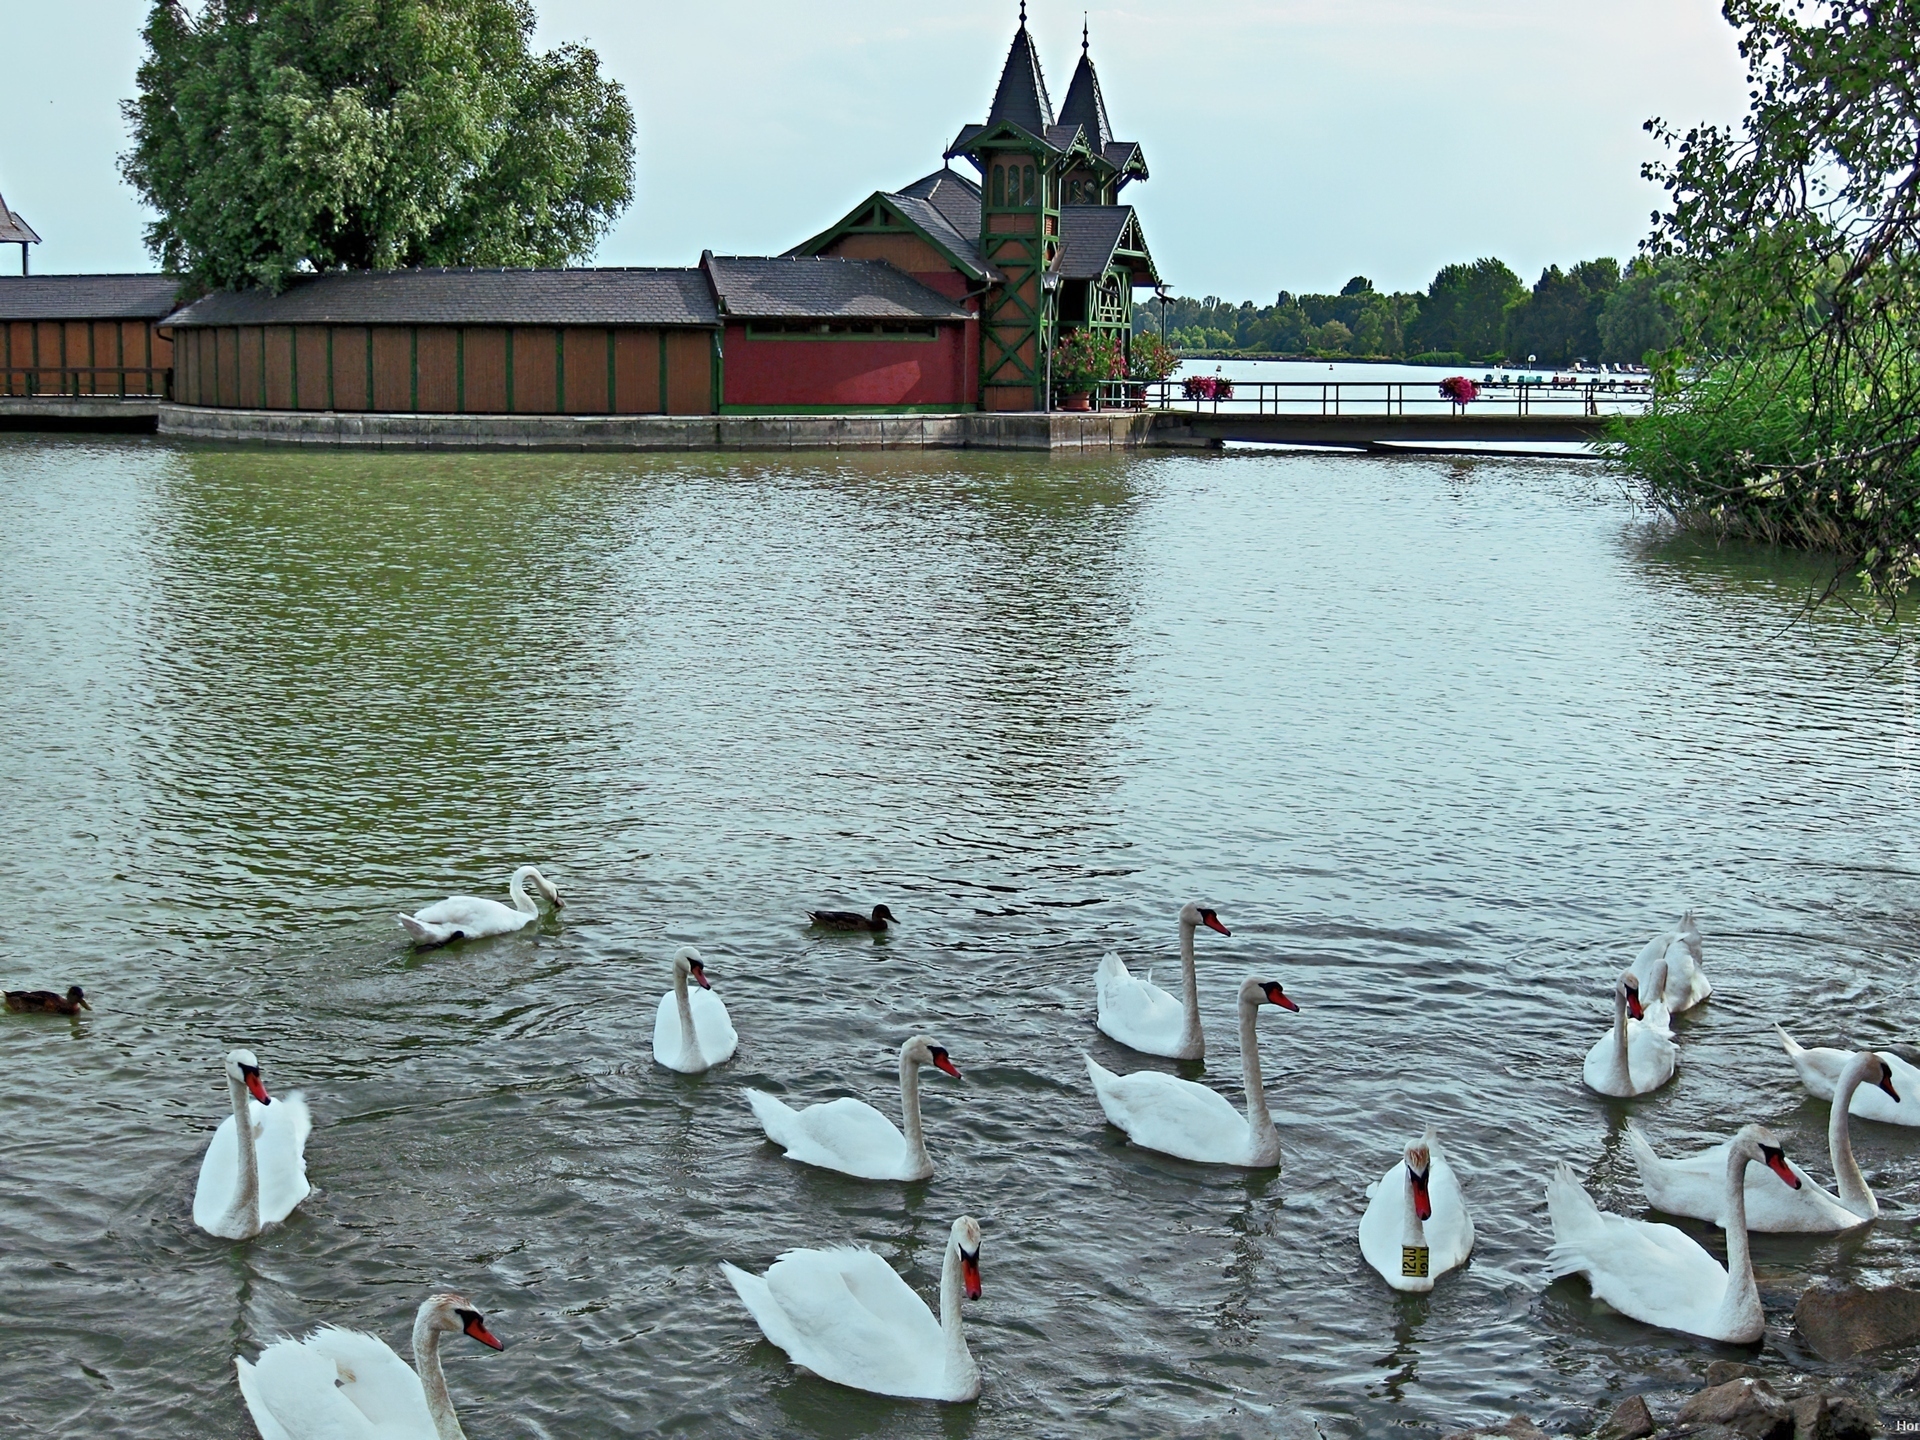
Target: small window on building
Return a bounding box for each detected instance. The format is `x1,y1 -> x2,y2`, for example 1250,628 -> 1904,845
1023,165 -> 1035,205
992,165 -> 1005,207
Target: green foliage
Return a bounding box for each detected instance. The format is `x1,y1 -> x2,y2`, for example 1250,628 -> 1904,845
1505,259 -> 1618,366
1053,327 -> 1124,392
122,0 -> 636,292
1127,333 -> 1180,383
1596,257 -> 1688,366
1613,0 -> 1920,607
1406,258 -> 1522,361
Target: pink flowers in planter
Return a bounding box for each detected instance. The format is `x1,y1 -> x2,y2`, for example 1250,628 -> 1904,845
1438,375 -> 1479,405
1182,375 -> 1235,402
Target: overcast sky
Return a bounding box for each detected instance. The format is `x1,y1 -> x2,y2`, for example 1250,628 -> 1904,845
0,1 -> 1750,299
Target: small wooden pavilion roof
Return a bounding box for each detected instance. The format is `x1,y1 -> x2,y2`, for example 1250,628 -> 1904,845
0,188 -> 41,246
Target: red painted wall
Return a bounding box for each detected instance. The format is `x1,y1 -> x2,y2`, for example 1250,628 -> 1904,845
722,321 -> 973,409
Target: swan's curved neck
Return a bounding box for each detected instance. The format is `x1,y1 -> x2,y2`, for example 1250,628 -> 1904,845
507,868 -> 536,915
1714,1148 -> 1763,1338
1830,1059 -> 1876,1216
937,1236 -> 976,1389
223,1072 -> 260,1237
411,1317 -> 467,1440
1177,920 -> 1203,1057
674,965 -> 699,1065
1612,984 -> 1632,1083
1237,999 -> 1279,1163
899,1053 -> 929,1171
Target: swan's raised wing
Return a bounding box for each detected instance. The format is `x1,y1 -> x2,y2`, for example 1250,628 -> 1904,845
239,1328 -> 428,1439
1425,1148 -> 1475,1268
689,989 -> 738,1064
192,1112 -> 242,1232
779,1097 -> 910,1178
256,1092 -> 312,1225
763,1246 -> 942,1395
1094,955 -> 1185,1052
1548,1163 -> 1725,1329
300,1327 -> 433,1431
1088,1062 -> 1251,1165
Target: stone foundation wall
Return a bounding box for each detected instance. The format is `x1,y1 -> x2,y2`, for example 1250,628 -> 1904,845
156,404 -> 1195,452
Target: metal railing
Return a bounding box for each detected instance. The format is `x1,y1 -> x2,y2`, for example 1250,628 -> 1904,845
2,366 -> 174,399
1143,377 -> 1653,418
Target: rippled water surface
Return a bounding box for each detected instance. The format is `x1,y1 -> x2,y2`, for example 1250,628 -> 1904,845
2,436 -> 1916,1438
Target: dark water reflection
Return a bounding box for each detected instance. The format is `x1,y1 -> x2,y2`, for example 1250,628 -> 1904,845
0,436 -> 1914,1438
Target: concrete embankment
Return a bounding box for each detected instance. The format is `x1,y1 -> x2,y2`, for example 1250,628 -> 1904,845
154,404 -> 1204,452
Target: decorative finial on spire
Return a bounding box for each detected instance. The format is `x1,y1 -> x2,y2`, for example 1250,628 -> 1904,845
1083,14 -> 1090,52
1018,0 -> 1027,26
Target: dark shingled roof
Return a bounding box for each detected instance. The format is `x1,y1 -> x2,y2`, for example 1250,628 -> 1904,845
0,273 -> 182,321
1059,48 -> 1113,153
702,254 -> 970,321
164,267 -> 718,328
1058,206 -> 1159,285
987,22 -> 1054,134
889,170 -> 996,280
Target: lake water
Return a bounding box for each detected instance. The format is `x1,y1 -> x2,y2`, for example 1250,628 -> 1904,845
1,435 -> 1914,1439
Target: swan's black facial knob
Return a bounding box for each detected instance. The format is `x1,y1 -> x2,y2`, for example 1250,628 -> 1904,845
959,1245 -> 982,1300
1875,1056 -> 1901,1103
1760,1143 -> 1801,1190
455,1307 -> 506,1350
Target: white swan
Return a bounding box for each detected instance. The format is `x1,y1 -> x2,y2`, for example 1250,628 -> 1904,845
1358,1124 -> 1474,1292
192,1049 -> 312,1240
1581,971 -> 1676,1098
398,865 -> 561,947
1637,957 -> 1674,1040
1094,901 -> 1231,1060
1627,1050 -> 1897,1231
1626,910 -> 1710,1012
746,1037 -> 959,1181
1546,1124 -> 1800,1343
651,946 -> 738,1074
236,1292 -> 504,1440
721,1214 -> 983,1402
1087,976 -> 1297,1167
1777,1024 -> 1920,1126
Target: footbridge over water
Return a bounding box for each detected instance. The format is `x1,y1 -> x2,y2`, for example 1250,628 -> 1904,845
1143,378 -> 1645,453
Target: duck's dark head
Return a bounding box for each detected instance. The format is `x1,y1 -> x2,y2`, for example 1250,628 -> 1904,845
871,904 -> 896,926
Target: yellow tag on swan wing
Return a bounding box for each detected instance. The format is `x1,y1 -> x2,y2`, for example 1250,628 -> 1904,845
1401,1246 -> 1430,1278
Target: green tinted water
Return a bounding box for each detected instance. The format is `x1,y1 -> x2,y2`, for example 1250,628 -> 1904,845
0,436 -> 1914,1438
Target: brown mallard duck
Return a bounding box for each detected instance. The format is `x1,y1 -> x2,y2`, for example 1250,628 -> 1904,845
807,904 -> 896,932
5,985 -> 90,1015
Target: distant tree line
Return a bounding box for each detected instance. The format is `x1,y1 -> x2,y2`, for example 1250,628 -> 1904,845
1138,257 -> 1687,367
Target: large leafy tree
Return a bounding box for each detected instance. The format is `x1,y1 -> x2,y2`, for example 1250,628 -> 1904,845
1614,0 -> 1920,608
122,0 -> 635,291
1406,258 -> 1524,361
1505,259 -> 1619,367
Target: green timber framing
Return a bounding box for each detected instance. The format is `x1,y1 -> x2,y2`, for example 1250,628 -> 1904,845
974,120 -> 1090,411
791,194 -> 996,289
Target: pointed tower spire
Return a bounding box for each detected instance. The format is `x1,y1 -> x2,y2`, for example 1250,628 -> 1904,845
1058,19 -> 1113,152
987,4 -> 1054,134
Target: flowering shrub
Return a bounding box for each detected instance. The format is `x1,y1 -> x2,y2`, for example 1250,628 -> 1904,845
1438,375 -> 1480,405
1053,329 -> 1125,394
1128,333 -> 1181,383
1182,375 -> 1235,402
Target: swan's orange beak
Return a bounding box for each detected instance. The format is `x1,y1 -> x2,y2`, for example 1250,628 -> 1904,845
932,1051 -> 961,1079
690,962 -> 712,990
1262,982 -> 1298,1012
1201,910 -> 1231,936
1762,1146 -> 1801,1189
463,1314 -> 506,1350
1876,1060 -> 1901,1103
1409,1165 -> 1432,1222
243,1068 -> 271,1105
961,1250 -> 981,1300
1625,987 -> 1644,1021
